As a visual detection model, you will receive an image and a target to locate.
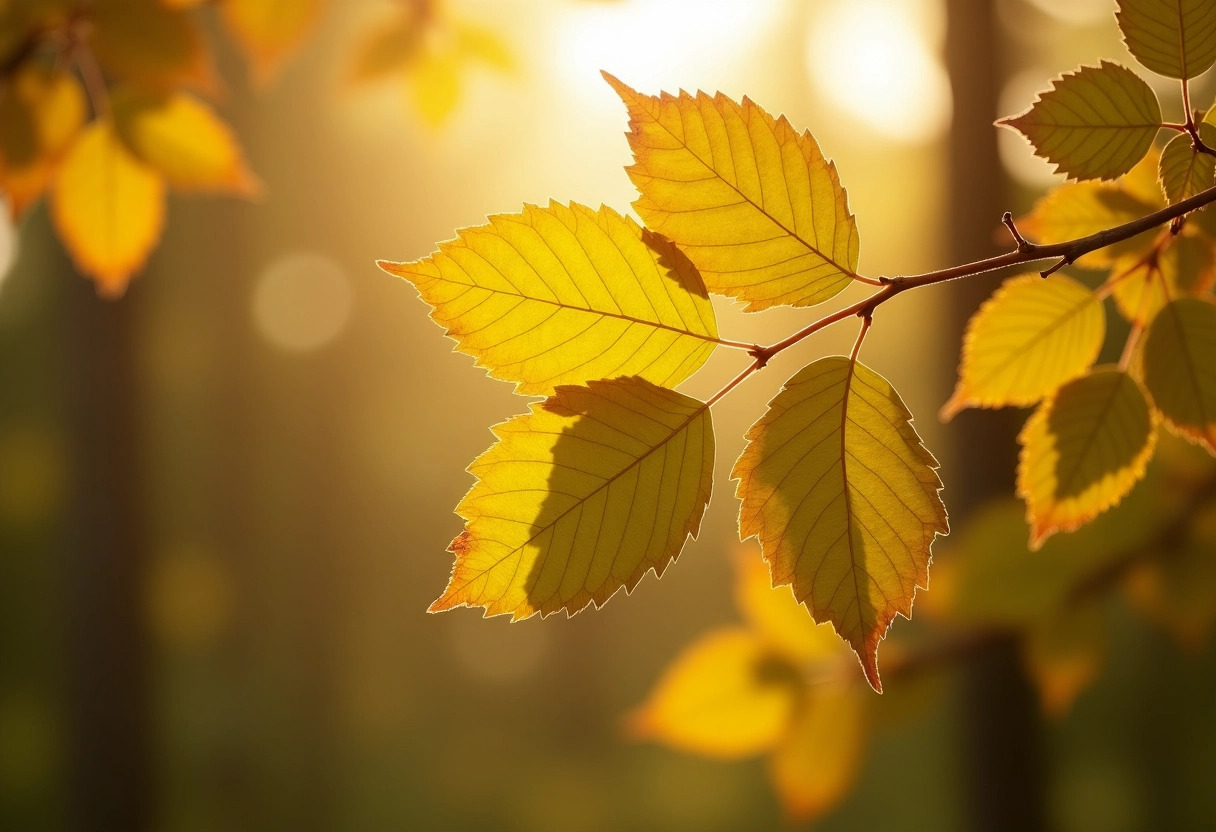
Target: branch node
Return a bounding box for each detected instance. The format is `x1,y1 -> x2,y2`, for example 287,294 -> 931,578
1001,211 -> 1033,253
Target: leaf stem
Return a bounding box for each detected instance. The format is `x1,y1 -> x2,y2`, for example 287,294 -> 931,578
705,358 -> 764,407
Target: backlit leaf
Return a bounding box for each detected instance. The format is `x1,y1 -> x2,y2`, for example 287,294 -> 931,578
769,686 -> 865,822
604,73 -> 861,312
999,61 -> 1161,181
1017,158 -> 1161,269
113,89 -> 261,196
733,357 -> 948,691
942,274 -> 1105,420
627,628 -> 798,759
0,66 -> 86,219
379,202 -> 719,395
430,377 -> 714,618
91,0 -> 215,93
1021,606 -> 1105,716
1159,123 -> 1216,204
1117,0 -> 1216,80
1018,368 -> 1156,548
50,122 -> 166,296
1141,297 -> 1216,454
1110,233 -> 1216,323
220,0 -> 326,85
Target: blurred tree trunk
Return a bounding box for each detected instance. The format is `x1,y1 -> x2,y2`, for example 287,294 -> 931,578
64,281 -> 150,832
943,1 -> 1048,830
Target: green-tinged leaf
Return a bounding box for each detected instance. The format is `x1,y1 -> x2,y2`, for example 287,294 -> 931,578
1018,368 -> 1157,548
769,686 -> 865,822
430,377 -> 714,618
604,72 -> 861,312
1021,605 -> 1105,716
1110,233 -> 1216,323
999,61 -> 1161,181
942,274 -> 1105,420
1018,175 -> 1160,269
1141,297 -> 1216,454
628,628 -> 798,759
1117,0 -> 1216,80
733,357 -> 948,692
1159,124 -> 1216,204
379,202 -> 719,395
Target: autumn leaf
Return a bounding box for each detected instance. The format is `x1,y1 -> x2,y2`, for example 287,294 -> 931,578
0,65 -> 86,219
379,202 -> 720,395
942,274 -> 1105,420
733,356 -> 948,692
219,0 -> 326,86
1117,0 -> 1216,80
1141,297 -> 1216,454
769,687 -> 865,822
1018,368 -> 1157,549
1109,233 -> 1216,324
112,89 -> 261,196
627,628 -> 799,758
51,121 -> 166,296
734,547 -> 848,666
999,61 -> 1161,181
604,73 -> 862,312
430,377 -> 714,618
1159,123 -> 1216,204
1021,606 -> 1105,716
90,0 -> 216,93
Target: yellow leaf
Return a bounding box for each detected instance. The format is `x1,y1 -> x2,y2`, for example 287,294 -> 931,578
91,0 -> 216,93
219,0 -> 325,86
1017,173 -> 1160,269
112,89 -> 261,196
1021,606 -> 1105,716
50,122 -> 166,296
1159,124 -> 1216,204
942,274 -> 1105,420
733,357 -> 948,692
734,547 -> 851,666
1110,233 -> 1216,324
769,684 -> 865,822
604,73 -> 861,312
430,377 -> 714,618
348,9 -> 422,83
627,628 -> 798,759
999,62 -> 1162,181
1141,297 -> 1216,453
408,49 -> 462,127
1117,0 -> 1216,80
1017,368 -> 1157,549
0,66 -> 86,219
380,202 -> 719,395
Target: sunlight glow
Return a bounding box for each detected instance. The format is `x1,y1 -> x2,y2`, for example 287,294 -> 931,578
0,198 -> 15,294
806,0 -> 952,143
252,252 -> 352,353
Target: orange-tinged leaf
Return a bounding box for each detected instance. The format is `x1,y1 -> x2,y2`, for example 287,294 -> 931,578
1141,297 -> 1216,454
220,0 -> 326,85
91,0 -> 216,93
999,62 -> 1161,181
942,274 -> 1105,420
734,357 -> 948,692
112,89 -> 261,196
628,628 -> 798,759
430,377 -> 714,619
1109,233 -> 1216,324
605,73 -> 861,312
379,202 -> 719,396
50,122 -> 166,296
1021,606 -> 1105,716
1117,0 -> 1216,80
1159,123 -> 1216,205
0,66 -> 86,219
1018,368 -> 1157,549
769,686 -> 865,822
348,8 -> 422,83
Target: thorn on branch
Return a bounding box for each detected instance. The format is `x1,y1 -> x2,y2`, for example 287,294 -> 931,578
748,347 -> 771,368
1002,211 -> 1033,253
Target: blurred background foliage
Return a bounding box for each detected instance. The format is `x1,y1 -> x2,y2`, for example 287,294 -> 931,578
1,0 -> 1215,830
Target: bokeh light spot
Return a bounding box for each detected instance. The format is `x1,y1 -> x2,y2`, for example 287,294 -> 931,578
446,613 -> 550,684
0,428 -> 64,527
252,252 -> 352,353
146,544 -> 235,651
0,198 -> 16,295
0,692 -> 58,798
